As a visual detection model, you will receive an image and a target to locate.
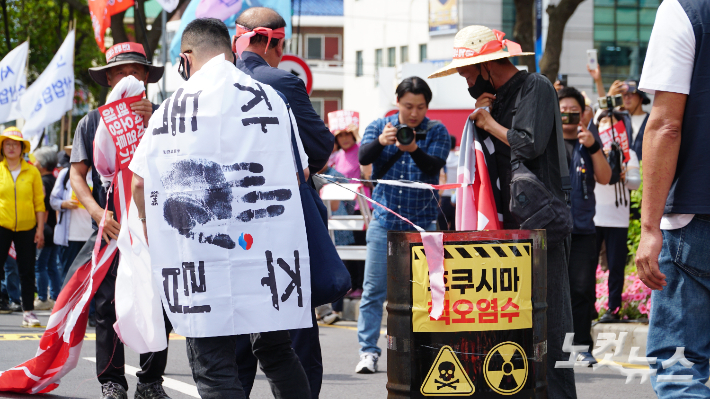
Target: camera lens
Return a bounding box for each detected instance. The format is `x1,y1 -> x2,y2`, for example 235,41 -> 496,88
396,125 -> 415,145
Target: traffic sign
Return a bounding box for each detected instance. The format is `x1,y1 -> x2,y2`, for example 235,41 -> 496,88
278,54 -> 313,95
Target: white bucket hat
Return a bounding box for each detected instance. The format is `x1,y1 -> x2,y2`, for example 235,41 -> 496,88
428,25 -> 534,79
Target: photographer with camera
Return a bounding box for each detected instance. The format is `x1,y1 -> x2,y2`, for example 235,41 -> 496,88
355,77 -> 450,374
621,80 -> 650,160
558,87 -> 611,366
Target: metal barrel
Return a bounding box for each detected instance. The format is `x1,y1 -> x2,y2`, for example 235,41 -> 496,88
386,230 -> 547,399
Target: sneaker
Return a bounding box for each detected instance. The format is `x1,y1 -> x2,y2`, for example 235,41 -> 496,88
135,381 -> 171,399
0,299 -> 10,314
322,311 -> 342,325
9,302 -> 22,312
34,298 -> 54,311
22,311 -> 41,327
576,352 -> 598,367
599,312 -> 620,323
355,352 -> 379,374
101,382 -> 128,399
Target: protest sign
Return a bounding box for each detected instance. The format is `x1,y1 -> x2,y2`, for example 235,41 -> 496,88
0,41 -> 28,124
19,31 -> 75,139
598,120 -> 630,163
133,55 -> 312,338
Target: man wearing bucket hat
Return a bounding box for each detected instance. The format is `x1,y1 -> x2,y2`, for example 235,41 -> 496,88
429,25 -> 577,398
68,42 -> 172,399
620,80 -> 650,161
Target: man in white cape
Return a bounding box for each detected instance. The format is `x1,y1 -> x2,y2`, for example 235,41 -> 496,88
130,18 -> 312,398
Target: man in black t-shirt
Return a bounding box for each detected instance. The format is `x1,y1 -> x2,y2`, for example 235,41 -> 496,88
67,42 -> 172,399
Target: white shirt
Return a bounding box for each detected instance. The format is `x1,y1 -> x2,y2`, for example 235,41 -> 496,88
10,168 -> 20,182
594,150 -> 639,228
639,0 -> 695,230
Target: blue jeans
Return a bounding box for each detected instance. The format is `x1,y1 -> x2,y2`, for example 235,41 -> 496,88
35,244 -> 62,301
648,215 -> 710,397
357,219 -> 436,355
1,257 -> 21,303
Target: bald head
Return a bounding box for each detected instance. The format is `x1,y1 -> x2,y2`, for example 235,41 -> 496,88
181,18 -> 232,61
236,7 -> 286,49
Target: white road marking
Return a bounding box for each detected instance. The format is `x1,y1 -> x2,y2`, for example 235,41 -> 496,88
84,357 -> 199,398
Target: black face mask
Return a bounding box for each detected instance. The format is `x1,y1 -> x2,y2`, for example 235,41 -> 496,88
467,72 -> 496,99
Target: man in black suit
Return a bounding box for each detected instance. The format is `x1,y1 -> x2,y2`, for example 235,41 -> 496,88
231,7 -> 334,398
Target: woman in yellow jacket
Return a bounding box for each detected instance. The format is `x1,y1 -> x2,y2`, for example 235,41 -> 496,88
0,127 -> 46,327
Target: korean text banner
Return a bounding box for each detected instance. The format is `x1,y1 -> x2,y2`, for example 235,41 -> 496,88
0,41 -> 28,124
412,242 -> 533,332
169,0 -> 292,63
429,0 -> 458,35
134,55 -> 312,337
19,31 -> 75,139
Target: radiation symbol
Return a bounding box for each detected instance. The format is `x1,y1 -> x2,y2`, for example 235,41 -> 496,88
420,345 -> 475,396
483,342 -> 528,395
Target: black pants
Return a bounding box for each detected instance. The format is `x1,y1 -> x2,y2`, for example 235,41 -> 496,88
66,231 -> 173,390
437,196 -> 456,231
568,233 -> 598,349
596,227 -> 628,312
189,331 -> 311,399
0,226 -> 37,311
235,310 -> 322,398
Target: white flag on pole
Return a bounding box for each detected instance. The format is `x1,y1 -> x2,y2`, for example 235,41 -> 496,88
20,30 -> 75,139
0,41 -> 28,124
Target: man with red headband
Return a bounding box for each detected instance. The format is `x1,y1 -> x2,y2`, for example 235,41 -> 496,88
231,7 -> 333,399
429,25 -> 577,398
68,42 -> 173,399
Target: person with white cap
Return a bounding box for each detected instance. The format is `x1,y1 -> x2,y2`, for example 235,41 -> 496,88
67,42 -> 173,399
428,25 -> 577,398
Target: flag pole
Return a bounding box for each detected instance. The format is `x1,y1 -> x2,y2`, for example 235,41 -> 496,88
66,19 -> 76,150
134,0 -> 151,56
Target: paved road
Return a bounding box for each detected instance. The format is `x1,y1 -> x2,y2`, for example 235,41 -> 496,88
0,312 -> 660,398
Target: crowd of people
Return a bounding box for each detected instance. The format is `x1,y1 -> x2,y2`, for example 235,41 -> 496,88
0,2 -> 707,398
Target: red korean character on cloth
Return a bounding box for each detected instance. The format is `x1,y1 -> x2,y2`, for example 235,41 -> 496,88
108,120 -> 124,137
102,107 -> 118,123
116,102 -> 130,118
452,299 -> 476,324
428,299 -> 450,325
476,298 -> 498,323
500,297 -> 520,323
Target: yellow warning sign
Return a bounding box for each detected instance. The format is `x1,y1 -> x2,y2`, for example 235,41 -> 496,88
420,345 -> 475,396
483,342 -> 528,395
412,242 -> 533,332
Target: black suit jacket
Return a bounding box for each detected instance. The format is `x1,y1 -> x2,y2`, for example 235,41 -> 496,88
236,51 -> 334,174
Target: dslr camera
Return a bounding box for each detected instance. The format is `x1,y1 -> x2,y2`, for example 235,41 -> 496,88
395,124 -> 428,145
598,94 -> 623,109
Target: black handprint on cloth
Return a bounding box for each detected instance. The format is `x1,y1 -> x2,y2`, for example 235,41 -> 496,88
161,159 -> 292,249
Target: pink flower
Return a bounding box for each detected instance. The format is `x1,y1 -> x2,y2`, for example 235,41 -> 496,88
638,303 -> 648,315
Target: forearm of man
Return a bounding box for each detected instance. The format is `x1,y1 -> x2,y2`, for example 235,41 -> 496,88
410,148 -> 446,176
486,123 -> 510,146
595,80 -> 605,100
70,163 -> 102,222
359,139 -> 386,165
591,151 -> 612,184
640,93 -> 685,232
132,174 -> 146,218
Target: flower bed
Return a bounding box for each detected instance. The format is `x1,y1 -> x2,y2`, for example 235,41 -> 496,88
595,264 -> 652,320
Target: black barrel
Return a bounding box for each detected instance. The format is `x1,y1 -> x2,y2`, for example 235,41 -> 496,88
386,230 -> 547,399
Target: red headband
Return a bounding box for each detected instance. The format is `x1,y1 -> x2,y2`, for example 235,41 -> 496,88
453,30 -> 522,60
234,24 -> 286,59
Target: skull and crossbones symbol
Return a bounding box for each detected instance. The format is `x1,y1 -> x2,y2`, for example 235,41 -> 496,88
435,361 -> 459,390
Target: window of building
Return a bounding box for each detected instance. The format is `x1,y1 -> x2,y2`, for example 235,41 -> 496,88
310,98 -> 342,123
419,44 -> 427,62
305,34 -> 342,61
594,0 -> 659,83
375,49 -> 383,68
356,50 -> 363,77
388,47 -> 396,67
401,46 -> 409,64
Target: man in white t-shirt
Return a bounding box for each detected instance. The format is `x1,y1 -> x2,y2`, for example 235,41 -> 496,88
593,112 -> 641,323
636,0 -> 710,395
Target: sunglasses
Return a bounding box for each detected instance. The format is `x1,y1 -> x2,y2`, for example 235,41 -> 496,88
178,50 -> 192,81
